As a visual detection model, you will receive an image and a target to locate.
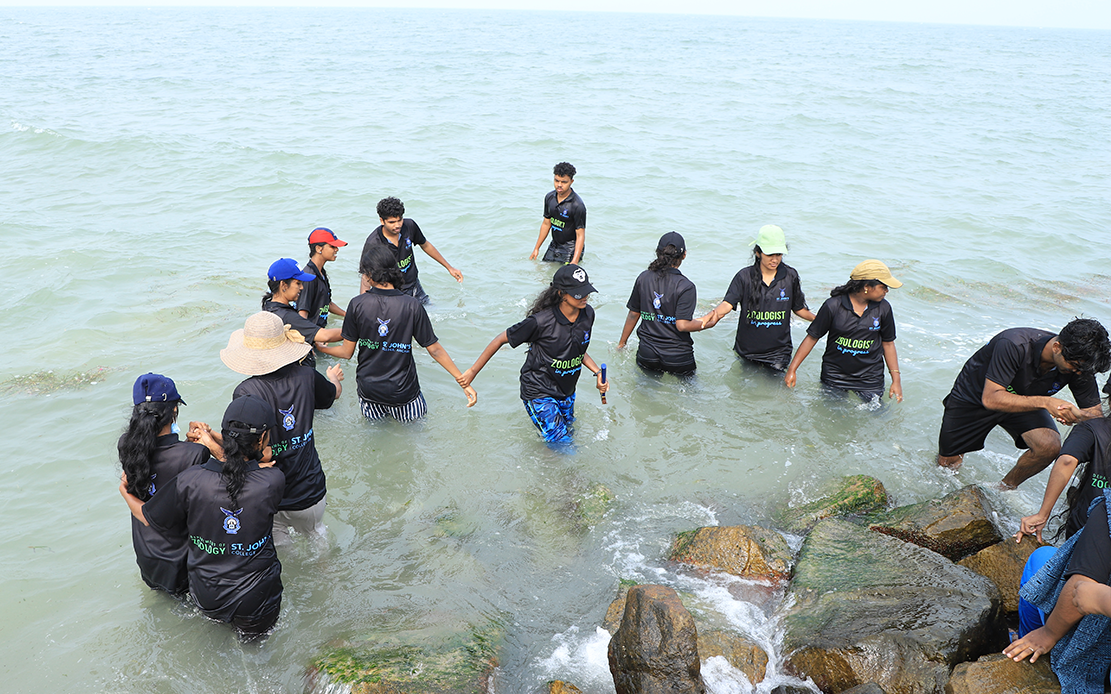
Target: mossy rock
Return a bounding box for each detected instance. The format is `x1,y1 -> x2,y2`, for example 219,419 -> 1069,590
574,483 -> 614,528
2,367 -> 116,395
670,525 -> 793,581
868,485 -> 1002,561
775,475 -> 889,534
310,622 -> 502,694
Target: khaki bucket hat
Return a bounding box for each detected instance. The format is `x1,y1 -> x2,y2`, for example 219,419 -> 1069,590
220,311 -> 312,376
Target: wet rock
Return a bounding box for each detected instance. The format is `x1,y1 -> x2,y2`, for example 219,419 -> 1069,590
842,684 -> 888,694
307,621 -> 501,694
536,682 -> 584,694
944,653 -> 1059,693
608,584 -> 706,694
574,483 -> 614,528
867,484 -> 1002,561
782,518 -> 1007,694
957,536 -> 1047,613
770,685 -> 815,694
603,580 -> 637,634
697,629 -> 768,684
776,475 -> 890,534
669,525 -> 793,581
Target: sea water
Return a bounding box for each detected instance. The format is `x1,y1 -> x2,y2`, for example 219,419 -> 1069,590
1,8 -> 1108,693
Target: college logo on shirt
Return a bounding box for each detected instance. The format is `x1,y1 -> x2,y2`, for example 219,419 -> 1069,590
377,317 -> 391,337
582,330 -> 590,345
279,405 -> 296,431
653,291 -> 663,309
1048,382 -> 1062,395
148,473 -> 157,497
870,317 -> 881,331
777,288 -> 789,301
221,507 -> 243,534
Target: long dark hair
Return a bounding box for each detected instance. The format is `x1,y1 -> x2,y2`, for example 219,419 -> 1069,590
648,244 -> 684,273
527,286 -> 565,317
360,245 -> 404,289
261,278 -> 285,309
743,244 -> 767,310
219,423 -> 267,508
119,401 -> 178,501
830,279 -> 884,298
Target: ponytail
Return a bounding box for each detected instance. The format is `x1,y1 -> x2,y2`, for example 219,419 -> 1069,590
219,422 -> 266,508
648,245 -> 684,273
119,401 -> 177,501
261,279 -> 282,309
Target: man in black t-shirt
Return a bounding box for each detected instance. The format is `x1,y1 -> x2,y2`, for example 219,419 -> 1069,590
298,227 -> 348,329
359,197 -> 463,305
937,319 -> 1110,488
530,162 -> 586,265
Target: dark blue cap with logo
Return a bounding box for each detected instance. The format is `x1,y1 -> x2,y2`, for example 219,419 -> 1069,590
268,258 -> 316,283
133,373 -> 186,406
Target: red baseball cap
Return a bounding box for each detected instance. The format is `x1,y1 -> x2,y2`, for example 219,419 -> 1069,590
308,227 -> 347,247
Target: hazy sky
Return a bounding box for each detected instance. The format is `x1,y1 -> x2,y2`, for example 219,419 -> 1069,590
6,0 -> 1111,31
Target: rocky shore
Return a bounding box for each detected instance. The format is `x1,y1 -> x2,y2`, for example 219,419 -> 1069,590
307,476 -> 1059,694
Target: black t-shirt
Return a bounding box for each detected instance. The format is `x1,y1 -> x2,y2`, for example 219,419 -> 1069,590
1057,418 -> 1111,537
360,219 -> 427,292
723,264 -> 808,364
233,363 -> 336,511
341,287 -> 438,405
143,459 -> 285,620
543,189 -> 587,245
807,295 -> 896,391
626,267 -> 696,367
296,261 -> 332,328
119,434 -> 209,583
263,300 -> 321,368
507,304 -> 594,401
946,328 -> 1102,409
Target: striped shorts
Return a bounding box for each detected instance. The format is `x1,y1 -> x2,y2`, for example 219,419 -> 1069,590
360,392 -> 428,422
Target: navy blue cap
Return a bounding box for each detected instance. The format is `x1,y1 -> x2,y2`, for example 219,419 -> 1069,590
222,395 -> 277,435
268,258 -> 316,283
133,373 -> 185,406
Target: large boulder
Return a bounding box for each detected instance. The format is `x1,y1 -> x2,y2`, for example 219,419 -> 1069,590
669,525 -> 793,582
842,685 -> 888,694
944,653 -> 1059,693
608,584 -> 706,694
697,629 -> 768,684
868,485 -> 1002,561
957,536 -> 1047,613
775,475 -> 890,534
603,581 -> 637,634
782,518 -> 1007,694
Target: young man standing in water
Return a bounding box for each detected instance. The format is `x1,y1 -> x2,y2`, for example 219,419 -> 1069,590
298,227 -> 347,329
530,162 -> 586,265
360,197 -> 463,305
936,318 -> 1110,489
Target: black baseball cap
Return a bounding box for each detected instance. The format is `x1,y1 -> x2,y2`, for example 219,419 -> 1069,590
656,231 -> 685,253
222,395 -> 277,435
551,264 -> 597,300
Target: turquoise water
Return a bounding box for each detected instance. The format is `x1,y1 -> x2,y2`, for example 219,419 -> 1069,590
1,8 -> 1109,693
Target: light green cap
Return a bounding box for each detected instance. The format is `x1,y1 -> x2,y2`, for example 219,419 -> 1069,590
752,225 -> 788,255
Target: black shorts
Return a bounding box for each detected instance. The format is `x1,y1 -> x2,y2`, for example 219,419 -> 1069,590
1066,499 -> 1111,584
543,239 -> 582,263
636,356 -> 696,377
937,398 -> 1057,457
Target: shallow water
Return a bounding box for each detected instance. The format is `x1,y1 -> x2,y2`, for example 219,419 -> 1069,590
1,8 -> 1108,693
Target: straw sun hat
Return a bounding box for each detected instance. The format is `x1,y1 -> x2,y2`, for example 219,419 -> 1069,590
220,311 -> 312,376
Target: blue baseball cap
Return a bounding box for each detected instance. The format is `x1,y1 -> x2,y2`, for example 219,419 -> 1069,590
133,373 -> 186,406
268,258 -> 316,283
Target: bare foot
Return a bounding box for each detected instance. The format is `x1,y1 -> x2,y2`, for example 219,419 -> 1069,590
937,454 -> 963,470
1071,579 -> 1111,618
1003,626 -> 1059,663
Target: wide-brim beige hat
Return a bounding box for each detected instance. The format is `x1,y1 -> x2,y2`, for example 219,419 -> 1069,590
220,311 -> 312,376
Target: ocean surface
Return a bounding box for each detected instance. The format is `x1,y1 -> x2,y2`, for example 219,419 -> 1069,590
1,7 -> 1109,693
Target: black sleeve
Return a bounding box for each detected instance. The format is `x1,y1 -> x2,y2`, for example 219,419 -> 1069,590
571,200 -> 586,230
297,265 -> 323,317
722,269 -> 747,310
142,476 -> 186,535
880,302 -> 897,342
806,300 -> 833,339
408,219 -> 427,246
626,276 -> 642,313
1065,373 -> 1102,409
791,271 -> 808,312
506,315 -> 539,348
1060,421 -> 1097,462
675,281 -> 697,321
983,338 -> 1024,389
412,303 -> 438,348
312,368 -> 338,410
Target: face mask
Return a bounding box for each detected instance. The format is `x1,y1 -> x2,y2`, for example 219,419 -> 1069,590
171,422 -> 180,435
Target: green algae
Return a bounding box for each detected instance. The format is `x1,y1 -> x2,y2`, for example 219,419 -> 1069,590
2,367 -> 116,395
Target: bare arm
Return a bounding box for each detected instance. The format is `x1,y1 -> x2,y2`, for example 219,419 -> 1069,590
314,327 -> 343,344
298,309 -> 310,320
188,421 -> 225,461
570,227 -> 585,266
1016,454 -> 1079,542
326,363 -> 344,400
794,308 -> 817,321
530,219 -> 552,260
617,311 -> 640,349
784,334 -> 819,388
882,341 -> 902,403
329,301 -> 346,318
317,338 -> 357,360
119,477 -> 150,526
419,241 -> 463,282
1005,574 -> 1094,663
426,342 -> 477,406
698,300 -> 732,328
460,331 -> 510,386
582,354 -> 609,394
676,318 -> 711,333
982,379 -> 1091,424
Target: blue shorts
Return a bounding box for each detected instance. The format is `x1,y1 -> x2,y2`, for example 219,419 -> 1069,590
524,394 -> 576,444
1018,545 -> 1056,636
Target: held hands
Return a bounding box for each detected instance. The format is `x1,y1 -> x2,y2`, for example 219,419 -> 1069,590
187,421 -> 211,442
698,310 -> 721,330
457,368 -> 474,388
1015,513 -> 1048,543
1050,400 -> 1083,425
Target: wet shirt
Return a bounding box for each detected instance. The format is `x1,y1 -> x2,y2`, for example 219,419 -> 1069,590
626,267 -> 696,367
233,363 -> 336,511
946,328 -> 1101,409
342,287 -> 438,405
807,295 -> 896,391
543,189 -> 587,245
507,304 -> 594,401
360,219 -> 427,292
143,459 -> 284,620
296,261 -> 332,328
263,300 -> 321,368
119,434 -> 209,582
1060,418 -> 1111,537
723,264 -> 808,364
